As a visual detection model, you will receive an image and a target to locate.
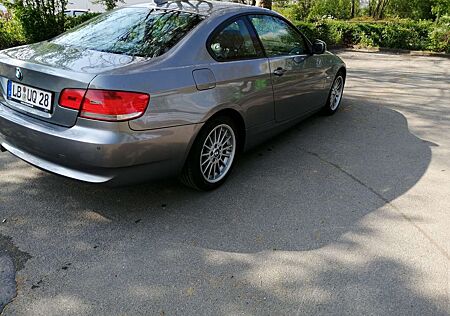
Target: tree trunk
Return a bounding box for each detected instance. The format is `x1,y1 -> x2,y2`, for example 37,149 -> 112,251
379,0 -> 389,19
256,0 -> 272,10
351,0 -> 355,18
373,0 -> 382,18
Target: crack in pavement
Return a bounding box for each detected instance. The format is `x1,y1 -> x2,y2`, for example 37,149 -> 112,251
0,234 -> 32,315
0,256 -> 15,313
303,149 -> 450,262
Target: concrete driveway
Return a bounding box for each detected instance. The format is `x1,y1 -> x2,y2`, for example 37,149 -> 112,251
0,51 -> 449,315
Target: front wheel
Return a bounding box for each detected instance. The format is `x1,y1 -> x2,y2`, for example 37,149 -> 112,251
323,72 -> 345,115
181,116 -> 238,191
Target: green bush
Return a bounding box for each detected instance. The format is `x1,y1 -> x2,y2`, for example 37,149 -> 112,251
439,15 -> 450,24
380,20 -> 432,50
274,5 -> 305,22
0,8 -> 99,51
7,0 -> 66,43
292,19 -> 450,53
428,23 -> 450,52
0,14 -> 25,50
308,0 -> 354,20
1,8 -> 449,54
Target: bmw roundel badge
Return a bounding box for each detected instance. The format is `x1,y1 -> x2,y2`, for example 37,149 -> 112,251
15,67 -> 23,81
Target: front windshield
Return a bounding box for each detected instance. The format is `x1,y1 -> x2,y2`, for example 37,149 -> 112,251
52,7 -> 204,58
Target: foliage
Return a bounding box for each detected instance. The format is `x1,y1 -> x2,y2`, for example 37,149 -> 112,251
274,0 -> 450,21
273,0 -> 450,52
308,0 -> 356,20
1,0 -> 449,54
0,8 -> 99,50
274,0 -> 358,21
64,12 -> 101,30
387,0 -> 434,20
428,22 -> 450,51
431,0 -> 450,21
439,14 -> 450,23
255,0 -> 272,10
92,0 -> 123,11
292,19 -> 450,53
1,0 -> 67,43
0,13 -> 25,50
368,0 -> 390,19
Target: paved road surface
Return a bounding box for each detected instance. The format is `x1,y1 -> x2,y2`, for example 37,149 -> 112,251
0,51 -> 449,315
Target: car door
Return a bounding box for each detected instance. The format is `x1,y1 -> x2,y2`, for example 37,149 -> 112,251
248,14 -> 326,122
207,16 -> 274,129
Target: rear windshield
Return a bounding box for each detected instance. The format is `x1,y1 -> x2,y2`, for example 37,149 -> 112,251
52,7 -> 204,58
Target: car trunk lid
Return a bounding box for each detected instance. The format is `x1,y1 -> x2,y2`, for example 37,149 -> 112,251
0,42 -> 140,127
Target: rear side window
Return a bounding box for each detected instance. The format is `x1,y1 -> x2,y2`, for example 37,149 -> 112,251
53,8 -> 204,58
249,15 -> 307,57
209,18 -> 260,61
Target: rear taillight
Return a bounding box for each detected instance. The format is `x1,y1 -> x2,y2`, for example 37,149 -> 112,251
59,89 -> 150,122
81,90 -> 150,121
59,89 -> 86,110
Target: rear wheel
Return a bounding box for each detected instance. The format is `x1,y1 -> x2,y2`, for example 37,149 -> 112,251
181,116 -> 238,191
323,72 -> 345,115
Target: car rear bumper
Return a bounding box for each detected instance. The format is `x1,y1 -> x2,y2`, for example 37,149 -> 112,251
0,103 -> 202,185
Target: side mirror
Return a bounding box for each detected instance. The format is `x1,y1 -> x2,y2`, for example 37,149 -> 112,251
312,40 -> 327,54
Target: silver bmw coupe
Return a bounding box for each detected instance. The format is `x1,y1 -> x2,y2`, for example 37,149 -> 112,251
0,0 -> 346,190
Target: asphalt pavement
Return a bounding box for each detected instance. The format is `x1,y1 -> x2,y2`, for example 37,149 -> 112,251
0,51 -> 449,315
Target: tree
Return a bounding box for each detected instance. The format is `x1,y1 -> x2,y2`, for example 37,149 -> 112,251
256,0 -> 272,10
1,0 -> 67,42
93,0 -> 124,11
387,0 -> 434,20
369,0 -> 390,19
308,0 -> 354,20
432,0 -> 450,21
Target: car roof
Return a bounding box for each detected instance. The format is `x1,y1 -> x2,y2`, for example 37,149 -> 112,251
128,0 -> 268,16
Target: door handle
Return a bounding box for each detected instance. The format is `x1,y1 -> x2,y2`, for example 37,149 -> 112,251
273,67 -> 286,76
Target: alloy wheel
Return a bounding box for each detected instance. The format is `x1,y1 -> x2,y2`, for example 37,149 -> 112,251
330,76 -> 344,111
200,124 -> 236,184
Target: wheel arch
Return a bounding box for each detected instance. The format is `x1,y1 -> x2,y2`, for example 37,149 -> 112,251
337,66 -> 347,80
179,107 -> 246,190
204,108 -> 247,153
182,107 -> 247,169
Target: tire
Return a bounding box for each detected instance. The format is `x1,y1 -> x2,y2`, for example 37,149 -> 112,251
181,116 -> 239,191
322,71 -> 345,116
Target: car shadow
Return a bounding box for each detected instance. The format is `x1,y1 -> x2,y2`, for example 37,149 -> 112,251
0,95 -> 433,253
0,94 -> 444,314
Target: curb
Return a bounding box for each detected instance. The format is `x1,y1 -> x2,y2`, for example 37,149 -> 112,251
330,46 -> 450,59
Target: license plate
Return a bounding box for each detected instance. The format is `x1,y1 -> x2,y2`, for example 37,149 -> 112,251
7,81 -> 53,113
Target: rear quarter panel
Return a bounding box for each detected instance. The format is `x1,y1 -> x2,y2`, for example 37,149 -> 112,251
88,7 -> 276,132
